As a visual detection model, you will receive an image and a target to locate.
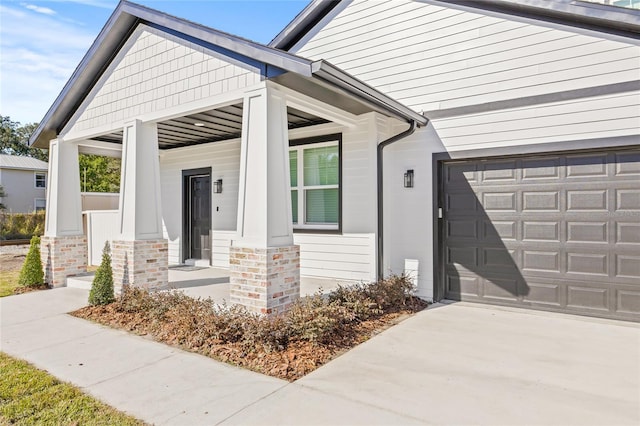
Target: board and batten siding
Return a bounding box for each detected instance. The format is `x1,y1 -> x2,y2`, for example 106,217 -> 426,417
64,24 -> 261,138
293,0 -> 640,113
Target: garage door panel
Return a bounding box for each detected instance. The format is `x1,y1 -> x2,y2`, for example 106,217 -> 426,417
483,192 -> 517,211
616,255 -> 640,279
480,160 -> 518,182
567,285 -> 609,311
446,274 -> 479,298
566,153 -> 608,177
522,281 -> 561,306
442,147 -> 640,321
484,220 -> 517,240
617,288 -> 640,314
523,191 -> 560,211
522,250 -> 560,272
446,193 -> 477,212
522,157 -> 561,180
567,190 -> 608,211
614,151 -> 640,175
446,219 -> 477,239
566,222 -> 608,243
616,189 -> 640,211
522,221 -> 559,241
483,277 -> 520,301
567,252 -> 609,276
616,223 -> 640,244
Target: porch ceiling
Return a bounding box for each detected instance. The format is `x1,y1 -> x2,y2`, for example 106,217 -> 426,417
90,104 -> 329,149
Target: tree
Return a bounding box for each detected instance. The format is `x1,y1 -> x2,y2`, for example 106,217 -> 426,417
18,236 -> 45,287
89,241 -> 115,305
79,154 -> 121,193
0,116 -> 47,161
0,185 -> 5,211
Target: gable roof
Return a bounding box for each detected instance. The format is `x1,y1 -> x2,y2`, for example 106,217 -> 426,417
30,0 -> 426,149
270,0 -> 640,51
0,154 -> 48,171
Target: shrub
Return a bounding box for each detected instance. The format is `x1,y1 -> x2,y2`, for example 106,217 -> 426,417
18,236 -> 44,287
105,274 -> 423,354
0,211 -> 45,240
89,242 -> 115,305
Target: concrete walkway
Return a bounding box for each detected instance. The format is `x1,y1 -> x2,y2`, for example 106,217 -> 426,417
2,288 -> 639,425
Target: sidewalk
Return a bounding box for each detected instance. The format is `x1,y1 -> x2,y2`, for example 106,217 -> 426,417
2,288 -> 639,425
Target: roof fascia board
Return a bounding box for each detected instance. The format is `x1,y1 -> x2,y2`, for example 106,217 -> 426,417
269,0 -> 342,50
311,61 -> 428,126
431,0 -> 640,38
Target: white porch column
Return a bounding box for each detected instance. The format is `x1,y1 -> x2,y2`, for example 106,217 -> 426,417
40,139 -> 87,287
112,119 -> 168,290
230,82 -> 300,314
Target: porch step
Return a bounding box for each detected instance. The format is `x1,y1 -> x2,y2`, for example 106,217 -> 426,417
66,273 -> 95,290
185,258 -> 211,268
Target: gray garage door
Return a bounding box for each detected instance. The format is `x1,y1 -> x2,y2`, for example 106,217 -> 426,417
441,148 -> 640,321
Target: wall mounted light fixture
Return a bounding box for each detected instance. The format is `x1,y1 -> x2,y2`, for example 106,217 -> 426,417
404,169 -> 414,188
213,179 -> 223,193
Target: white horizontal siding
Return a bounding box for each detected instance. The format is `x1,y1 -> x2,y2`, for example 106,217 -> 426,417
432,91 -> 640,149
294,233 -> 376,282
294,0 -> 640,113
66,24 -> 261,136
212,230 -> 235,268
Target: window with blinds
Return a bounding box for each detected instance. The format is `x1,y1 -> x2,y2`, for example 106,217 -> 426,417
289,136 -> 341,231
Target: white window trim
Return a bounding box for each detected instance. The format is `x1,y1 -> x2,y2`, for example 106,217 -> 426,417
34,172 -> 46,189
290,139 -> 340,231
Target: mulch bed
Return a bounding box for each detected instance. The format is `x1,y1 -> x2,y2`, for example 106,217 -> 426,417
72,293 -> 425,381
13,284 -> 50,295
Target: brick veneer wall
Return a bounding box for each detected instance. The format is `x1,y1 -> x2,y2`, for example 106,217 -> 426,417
111,239 -> 168,291
40,235 -> 88,288
229,245 -> 300,315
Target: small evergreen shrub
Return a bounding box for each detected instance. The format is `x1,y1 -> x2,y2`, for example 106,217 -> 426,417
18,236 -> 44,287
89,242 -> 115,305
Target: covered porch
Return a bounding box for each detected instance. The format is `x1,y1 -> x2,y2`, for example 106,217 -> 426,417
29,1 -> 425,314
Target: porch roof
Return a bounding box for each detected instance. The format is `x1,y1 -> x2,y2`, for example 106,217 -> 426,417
29,0 -> 426,149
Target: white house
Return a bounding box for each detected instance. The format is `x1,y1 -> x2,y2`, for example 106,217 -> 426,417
30,0 -> 639,320
0,154 -> 48,213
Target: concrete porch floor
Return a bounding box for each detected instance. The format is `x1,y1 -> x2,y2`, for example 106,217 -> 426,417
67,266 -> 346,302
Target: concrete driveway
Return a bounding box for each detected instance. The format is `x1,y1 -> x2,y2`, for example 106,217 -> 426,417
225,302 -> 640,425
2,288 -> 639,425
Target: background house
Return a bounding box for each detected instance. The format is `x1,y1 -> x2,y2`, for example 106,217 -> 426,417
0,154 -> 47,213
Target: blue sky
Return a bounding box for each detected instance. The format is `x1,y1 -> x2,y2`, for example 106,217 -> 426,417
0,0 -> 309,125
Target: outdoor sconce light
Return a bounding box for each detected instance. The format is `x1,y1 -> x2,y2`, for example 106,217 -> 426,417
404,169 -> 414,188
213,179 -> 223,194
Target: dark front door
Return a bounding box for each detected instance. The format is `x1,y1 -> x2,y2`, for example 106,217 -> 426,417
189,175 -> 211,260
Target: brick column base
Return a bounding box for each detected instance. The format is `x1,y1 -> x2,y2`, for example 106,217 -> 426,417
40,235 -> 88,288
229,245 -> 300,315
112,239 -> 168,291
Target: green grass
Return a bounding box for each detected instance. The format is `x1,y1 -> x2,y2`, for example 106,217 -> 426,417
0,352 -> 146,425
0,270 -> 20,298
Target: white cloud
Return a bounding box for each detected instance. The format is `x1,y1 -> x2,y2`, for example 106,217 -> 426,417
0,4 -> 98,124
21,3 -> 57,15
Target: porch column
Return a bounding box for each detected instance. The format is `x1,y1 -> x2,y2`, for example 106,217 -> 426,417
230,83 -> 300,314
40,139 -> 87,287
112,119 -> 168,290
